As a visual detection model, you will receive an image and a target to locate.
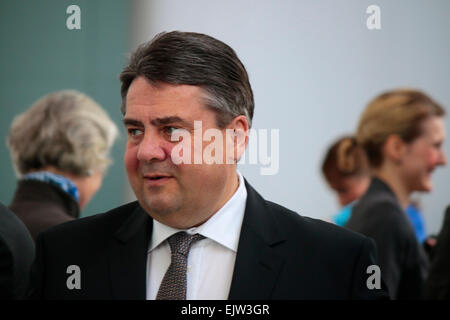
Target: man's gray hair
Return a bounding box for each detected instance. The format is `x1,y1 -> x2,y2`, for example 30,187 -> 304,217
7,90 -> 119,177
120,31 -> 254,128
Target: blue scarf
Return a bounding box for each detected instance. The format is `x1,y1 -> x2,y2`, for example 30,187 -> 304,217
21,171 -> 80,202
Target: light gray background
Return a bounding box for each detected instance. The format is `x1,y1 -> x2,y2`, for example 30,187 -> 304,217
1,1 -> 449,235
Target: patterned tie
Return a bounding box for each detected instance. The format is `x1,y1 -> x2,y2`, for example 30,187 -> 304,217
156,232 -> 205,300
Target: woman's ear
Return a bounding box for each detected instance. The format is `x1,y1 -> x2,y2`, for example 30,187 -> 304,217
383,134 -> 406,164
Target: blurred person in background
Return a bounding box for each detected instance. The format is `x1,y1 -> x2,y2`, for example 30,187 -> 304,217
7,90 -> 118,241
405,199 -> 427,245
321,135 -> 370,226
345,89 -> 447,299
424,206 -> 450,299
0,202 -> 34,299
322,137 -> 432,249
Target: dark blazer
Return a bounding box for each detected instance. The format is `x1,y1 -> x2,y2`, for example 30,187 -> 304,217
9,179 -> 79,242
0,202 -> 35,299
423,206 -> 450,299
27,180 -> 388,299
346,177 -> 428,300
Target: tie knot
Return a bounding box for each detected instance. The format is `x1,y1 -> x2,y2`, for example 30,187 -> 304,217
167,232 -> 205,256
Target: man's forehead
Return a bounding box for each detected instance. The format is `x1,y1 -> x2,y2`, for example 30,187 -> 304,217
124,79 -> 217,124
126,77 -> 206,104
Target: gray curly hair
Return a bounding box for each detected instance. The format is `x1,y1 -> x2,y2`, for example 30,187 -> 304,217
7,90 -> 119,177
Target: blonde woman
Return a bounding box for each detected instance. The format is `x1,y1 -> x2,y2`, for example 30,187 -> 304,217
346,89 -> 447,299
7,90 -> 118,241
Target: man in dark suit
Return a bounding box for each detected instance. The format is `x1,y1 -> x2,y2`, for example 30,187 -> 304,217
28,31 -> 388,300
424,206 -> 450,299
0,202 -> 35,299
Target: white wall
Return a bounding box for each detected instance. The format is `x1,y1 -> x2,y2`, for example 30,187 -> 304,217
128,0 -> 450,234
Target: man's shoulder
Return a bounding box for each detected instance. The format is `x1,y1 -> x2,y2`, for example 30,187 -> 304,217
261,198 -> 384,299
264,199 -> 369,248
243,180 -> 369,247
37,201 -> 141,244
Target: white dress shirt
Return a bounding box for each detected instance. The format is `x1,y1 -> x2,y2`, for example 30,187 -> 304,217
146,171 -> 247,300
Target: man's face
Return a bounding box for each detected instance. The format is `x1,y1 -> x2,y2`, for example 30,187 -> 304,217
401,116 -> 447,192
124,77 -> 241,228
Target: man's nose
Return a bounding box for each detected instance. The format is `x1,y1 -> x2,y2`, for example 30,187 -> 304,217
137,132 -> 167,162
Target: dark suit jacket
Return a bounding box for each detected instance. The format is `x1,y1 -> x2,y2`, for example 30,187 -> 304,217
0,202 -> 35,299
423,206 -> 450,299
9,179 -> 79,242
28,180 -> 388,299
346,177 -> 428,300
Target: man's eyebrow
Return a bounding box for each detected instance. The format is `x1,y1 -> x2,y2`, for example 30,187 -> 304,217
123,116 -> 194,128
151,116 -> 192,128
122,118 -> 143,127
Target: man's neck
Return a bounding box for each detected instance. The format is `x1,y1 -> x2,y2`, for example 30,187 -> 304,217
152,170 -> 241,229
191,170 -> 240,227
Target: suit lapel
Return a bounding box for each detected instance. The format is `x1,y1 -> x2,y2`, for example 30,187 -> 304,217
108,205 -> 152,299
106,181 -> 285,300
228,180 -> 285,299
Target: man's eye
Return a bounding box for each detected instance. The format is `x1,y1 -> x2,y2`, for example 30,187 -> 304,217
128,128 -> 143,137
164,127 -> 179,135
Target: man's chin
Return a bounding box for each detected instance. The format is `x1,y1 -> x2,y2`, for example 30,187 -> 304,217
139,196 -> 180,216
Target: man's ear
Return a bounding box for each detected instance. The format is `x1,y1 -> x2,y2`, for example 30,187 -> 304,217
226,115 -> 249,163
383,134 -> 406,164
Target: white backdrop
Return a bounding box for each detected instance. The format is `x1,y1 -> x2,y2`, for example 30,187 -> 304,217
126,0 -> 450,234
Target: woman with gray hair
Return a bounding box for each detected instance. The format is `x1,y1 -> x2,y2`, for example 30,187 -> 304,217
7,90 -> 118,241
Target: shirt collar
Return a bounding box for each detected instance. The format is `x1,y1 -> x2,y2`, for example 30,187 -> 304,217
21,171 -> 80,202
149,171 -> 247,253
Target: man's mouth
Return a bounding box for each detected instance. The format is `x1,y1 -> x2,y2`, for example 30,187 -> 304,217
143,174 -> 173,185
144,174 -> 172,179
148,176 -> 165,180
